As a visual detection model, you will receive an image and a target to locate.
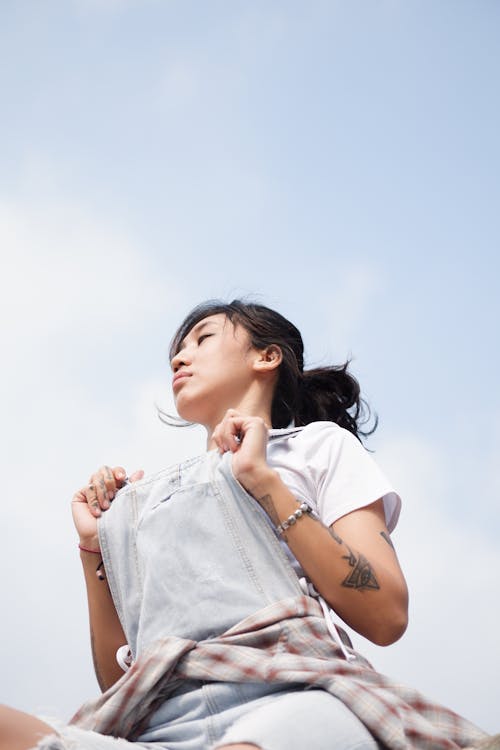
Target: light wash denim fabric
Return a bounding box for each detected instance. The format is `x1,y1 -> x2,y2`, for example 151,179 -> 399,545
35,431 -> 379,750
37,685 -> 378,750
99,430 -> 305,659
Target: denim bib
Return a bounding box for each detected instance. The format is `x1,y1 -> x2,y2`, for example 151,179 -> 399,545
98,433 -> 303,660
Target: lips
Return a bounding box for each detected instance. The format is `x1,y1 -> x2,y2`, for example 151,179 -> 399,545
172,371 -> 191,389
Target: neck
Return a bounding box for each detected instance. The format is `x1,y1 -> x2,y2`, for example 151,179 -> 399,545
205,391 -> 273,450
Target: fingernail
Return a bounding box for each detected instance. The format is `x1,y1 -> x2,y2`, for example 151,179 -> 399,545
116,470 -> 125,478
103,500 -> 110,510
107,491 -> 114,501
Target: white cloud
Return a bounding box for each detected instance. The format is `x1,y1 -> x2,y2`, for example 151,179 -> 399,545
0,197 -> 171,339
474,418 -> 500,522
1,375 -> 205,719
121,376 -> 206,473
311,260 -> 384,362
0,191 -> 190,718
350,433 -> 500,733
158,59 -> 201,110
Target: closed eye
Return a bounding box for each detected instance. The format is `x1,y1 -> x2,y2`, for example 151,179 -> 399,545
198,333 -> 213,345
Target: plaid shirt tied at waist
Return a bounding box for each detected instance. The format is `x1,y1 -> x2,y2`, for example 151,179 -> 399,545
70,595 -> 489,750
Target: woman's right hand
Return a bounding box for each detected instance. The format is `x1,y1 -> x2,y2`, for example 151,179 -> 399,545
72,465 -> 144,549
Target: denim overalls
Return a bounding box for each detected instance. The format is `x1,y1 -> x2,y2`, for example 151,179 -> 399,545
94,430 -> 376,748
99,430 -> 305,660
38,431 -> 487,750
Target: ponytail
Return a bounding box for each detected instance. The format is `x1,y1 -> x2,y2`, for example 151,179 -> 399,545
295,363 -> 378,442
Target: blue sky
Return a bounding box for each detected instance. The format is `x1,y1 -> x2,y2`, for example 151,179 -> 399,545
1,0 -> 499,734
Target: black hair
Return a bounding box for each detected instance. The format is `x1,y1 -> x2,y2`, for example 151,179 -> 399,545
166,299 -> 377,443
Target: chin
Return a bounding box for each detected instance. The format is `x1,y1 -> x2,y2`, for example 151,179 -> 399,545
175,398 -> 208,426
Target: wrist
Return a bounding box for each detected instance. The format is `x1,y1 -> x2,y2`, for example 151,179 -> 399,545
79,546 -> 101,558
241,467 -> 282,500
78,535 -> 100,553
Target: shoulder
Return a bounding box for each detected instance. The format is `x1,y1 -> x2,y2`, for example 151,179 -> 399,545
279,421 -> 362,457
293,424 -> 401,531
269,422 -> 401,530
267,421 -> 361,479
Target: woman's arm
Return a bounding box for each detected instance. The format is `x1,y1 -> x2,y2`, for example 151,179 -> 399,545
213,411 -> 408,646
251,470 -> 408,646
79,546 -> 127,691
72,466 -> 143,691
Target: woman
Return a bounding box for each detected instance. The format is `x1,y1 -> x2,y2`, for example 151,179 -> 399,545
1,300 -> 495,750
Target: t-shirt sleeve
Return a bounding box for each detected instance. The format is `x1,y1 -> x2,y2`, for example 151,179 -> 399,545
304,422 -> 401,532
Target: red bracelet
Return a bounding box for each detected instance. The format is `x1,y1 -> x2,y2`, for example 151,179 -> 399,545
78,544 -> 101,555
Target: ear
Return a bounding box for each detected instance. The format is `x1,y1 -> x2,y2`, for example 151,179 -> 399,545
253,345 -> 283,374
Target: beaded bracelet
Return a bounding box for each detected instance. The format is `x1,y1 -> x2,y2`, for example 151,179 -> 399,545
276,501 -> 312,536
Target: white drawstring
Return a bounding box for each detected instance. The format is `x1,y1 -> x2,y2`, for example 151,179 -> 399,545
299,578 -> 356,661
116,644 -> 133,672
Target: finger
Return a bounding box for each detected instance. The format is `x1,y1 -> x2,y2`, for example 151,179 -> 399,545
218,413 -> 250,452
224,419 -> 242,452
230,416 -> 269,457
92,474 -> 111,509
103,465 -> 119,496
214,409 -> 242,452
113,466 -> 128,486
215,417 -> 239,453
211,423 -> 226,453
218,425 -> 236,453
83,483 -> 102,517
89,466 -> 116,508
129,469 -> 144,483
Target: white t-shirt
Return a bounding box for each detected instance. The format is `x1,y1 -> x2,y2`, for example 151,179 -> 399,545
267,421 -> 400,529
264,421 -> 401,577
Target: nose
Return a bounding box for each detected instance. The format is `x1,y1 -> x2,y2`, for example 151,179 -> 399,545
171,347 -> 190,372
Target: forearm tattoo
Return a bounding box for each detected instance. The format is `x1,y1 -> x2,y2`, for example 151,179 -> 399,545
380,531 -> 395,549
328,526 -> 343,545
330,525 -> 380,590
341,546 -> 380,590
257,494 -> 286,538
258,495 -> 380,591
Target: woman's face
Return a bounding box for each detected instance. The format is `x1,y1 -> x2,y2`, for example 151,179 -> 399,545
170,314 -> 259,426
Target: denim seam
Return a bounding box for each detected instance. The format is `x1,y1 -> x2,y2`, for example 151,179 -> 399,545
136,482 -> 216,531
98,510 -> 126,639
131,484 -> 144,599
203,684 -> 219,746
214,477 -> 266,599
223,458 -> 303,597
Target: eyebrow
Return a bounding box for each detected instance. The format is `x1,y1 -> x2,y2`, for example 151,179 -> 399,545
179,320 -> 217,351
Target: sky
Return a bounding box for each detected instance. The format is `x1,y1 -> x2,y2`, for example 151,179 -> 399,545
1,0 -> 499,735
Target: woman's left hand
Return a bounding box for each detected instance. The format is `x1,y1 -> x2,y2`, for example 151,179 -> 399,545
212,409 -> 275,496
